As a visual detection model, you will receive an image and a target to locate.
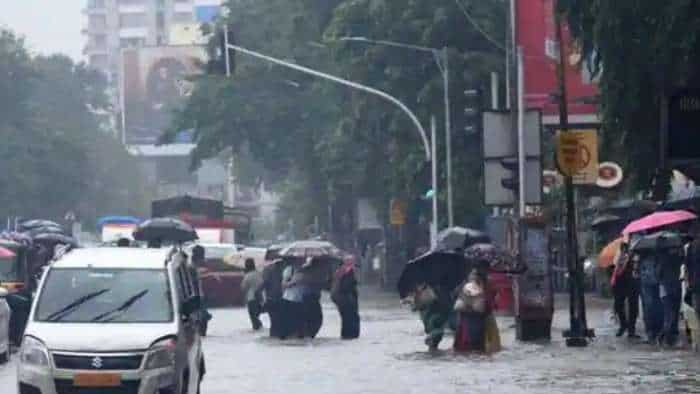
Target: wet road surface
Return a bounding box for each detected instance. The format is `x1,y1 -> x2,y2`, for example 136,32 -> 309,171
2,289 -> 700,393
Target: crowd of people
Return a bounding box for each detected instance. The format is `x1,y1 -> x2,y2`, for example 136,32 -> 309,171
610,226 -> 700,348
241,256 -> 360,340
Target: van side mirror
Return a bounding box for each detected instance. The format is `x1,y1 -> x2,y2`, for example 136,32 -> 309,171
181,295 -> 202,316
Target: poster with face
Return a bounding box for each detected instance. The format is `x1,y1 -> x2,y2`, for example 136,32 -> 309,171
122,46 -> 206,145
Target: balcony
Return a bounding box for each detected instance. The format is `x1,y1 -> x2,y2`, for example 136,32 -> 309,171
119,27 -> 149,39
118,4 -> 148,13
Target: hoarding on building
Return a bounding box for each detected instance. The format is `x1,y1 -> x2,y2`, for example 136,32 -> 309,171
516,0 -> 598,124
121,45 -> 207,145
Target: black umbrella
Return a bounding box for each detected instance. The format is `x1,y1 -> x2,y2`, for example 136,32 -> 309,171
590,214 -> 622,229
132,218 -> 198,243
464,243 -> 525,273
631,231 -> 683,252
26,226 -> 65,237
397,251 -> 469,298
661,196 -> 700,213
32,233 -> 78,247
19,219 -> 62,231
436,227 -> 491,251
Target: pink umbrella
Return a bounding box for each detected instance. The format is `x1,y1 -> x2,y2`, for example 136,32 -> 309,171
0,246 -> 15,259
622,210 -> 697,235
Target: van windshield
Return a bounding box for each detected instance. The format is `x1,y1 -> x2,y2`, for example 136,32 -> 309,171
35,268 -> 173,323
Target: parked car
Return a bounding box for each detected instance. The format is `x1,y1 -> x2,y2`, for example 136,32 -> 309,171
186,243 -> 245,306
0,288 -> 10,364
18,247 -> 205,394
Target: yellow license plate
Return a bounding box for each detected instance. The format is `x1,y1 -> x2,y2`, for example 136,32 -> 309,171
73,373 -> 121,387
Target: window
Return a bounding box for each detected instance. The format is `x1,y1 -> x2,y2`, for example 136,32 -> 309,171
120,37 -> 145,48
93,34 -> 107,47
156,12 -> 166,30
88,0 -> 106,8
172,12 -> 193,23
88,15 -> 107,30
119,13 -> 147,28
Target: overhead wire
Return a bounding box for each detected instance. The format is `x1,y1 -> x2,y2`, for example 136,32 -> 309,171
453,0 -> 507,52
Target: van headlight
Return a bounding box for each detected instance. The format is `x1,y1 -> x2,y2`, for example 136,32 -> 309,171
144,338 -> 176,370
20,336 -> 50,367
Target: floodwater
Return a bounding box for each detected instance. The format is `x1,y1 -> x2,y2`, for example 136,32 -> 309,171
2,289 -> 700,393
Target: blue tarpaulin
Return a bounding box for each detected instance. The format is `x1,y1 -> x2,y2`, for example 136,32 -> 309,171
195,5 -> 221,23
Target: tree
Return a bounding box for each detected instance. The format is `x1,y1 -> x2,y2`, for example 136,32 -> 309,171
0,29 -> 151,227
171,0 -> 505,236
558,1 -> 700,191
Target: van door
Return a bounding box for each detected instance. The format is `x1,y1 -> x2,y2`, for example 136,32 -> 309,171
176,262 -> 202,392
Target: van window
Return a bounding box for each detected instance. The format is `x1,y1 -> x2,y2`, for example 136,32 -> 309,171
35,268 -> 173,323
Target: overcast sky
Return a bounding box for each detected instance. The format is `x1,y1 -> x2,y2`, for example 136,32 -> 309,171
0,1 -> 84,61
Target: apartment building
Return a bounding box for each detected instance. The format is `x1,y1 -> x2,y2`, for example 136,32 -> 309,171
84,0 -> 210,82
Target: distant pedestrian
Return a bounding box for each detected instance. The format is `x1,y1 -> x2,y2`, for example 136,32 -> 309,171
686,231 -> 700,350
639,249 -> 663,344
262,260 -> 285,338
610,241 -> 641,339
241,259 -> 263,331
657,239 -> 683,347
331,260 -> 360,339
280,262 -> 305,339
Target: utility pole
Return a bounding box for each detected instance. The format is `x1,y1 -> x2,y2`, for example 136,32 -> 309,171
443,47 -> 454,228
555,11 -> 592,348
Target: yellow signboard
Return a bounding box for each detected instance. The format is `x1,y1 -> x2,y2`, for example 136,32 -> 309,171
557,129 -> 598,185
390,199 -> 407,226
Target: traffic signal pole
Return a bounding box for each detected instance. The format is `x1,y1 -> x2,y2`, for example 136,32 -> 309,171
555,11 -> 592,347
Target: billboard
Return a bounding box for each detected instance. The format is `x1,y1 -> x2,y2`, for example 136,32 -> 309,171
121,46 -> 207,145
516,0 -> 598,123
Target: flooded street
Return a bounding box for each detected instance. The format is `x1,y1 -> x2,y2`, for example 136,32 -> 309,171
2,290 -> 700,393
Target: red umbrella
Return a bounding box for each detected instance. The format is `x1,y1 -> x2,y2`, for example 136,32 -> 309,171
0,246 -> 16,259
622,210 -> 697,235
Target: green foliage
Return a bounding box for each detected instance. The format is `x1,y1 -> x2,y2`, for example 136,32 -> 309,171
558,1 -> 700,190
0,29 -> 151,226
173,0 -> 504,232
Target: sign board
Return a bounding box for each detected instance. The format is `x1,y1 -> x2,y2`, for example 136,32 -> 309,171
597,162 -> 623,188
482,110 -> 543,206
669,89 -> 700,163
483,110 -> 542,159
121,46 -> 207,145
389,199 -> 407,226
556,129 -> 598,184
484,159 -> 543,206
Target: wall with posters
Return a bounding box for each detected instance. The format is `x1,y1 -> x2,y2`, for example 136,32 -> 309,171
516,0 -> 598,124
121,45 -> 207,145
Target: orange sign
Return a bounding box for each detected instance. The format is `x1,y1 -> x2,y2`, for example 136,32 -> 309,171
557,130 -> 598,184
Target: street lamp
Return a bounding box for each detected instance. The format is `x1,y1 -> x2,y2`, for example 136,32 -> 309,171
223,40 -> 440,248
340,37 -> 455,228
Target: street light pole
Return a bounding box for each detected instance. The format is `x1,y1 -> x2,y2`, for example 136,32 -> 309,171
341,37 -> 454,228
442,47 -> 454,228
223,41 -> 439,247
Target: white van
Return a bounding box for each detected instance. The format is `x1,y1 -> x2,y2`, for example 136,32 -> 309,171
17,247 -> 205,394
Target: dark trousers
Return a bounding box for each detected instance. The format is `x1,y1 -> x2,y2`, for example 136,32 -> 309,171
247,300 -> 263,330
266,300 -> 283,338
613,279 -> 640,333
661,290 -> 682,345
302,294 -> 323,338
640,283 -> 663,340
337,299 -> 360,339
279,299 -> 303,339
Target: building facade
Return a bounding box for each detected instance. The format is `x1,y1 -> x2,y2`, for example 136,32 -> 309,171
83,0 -> 212,82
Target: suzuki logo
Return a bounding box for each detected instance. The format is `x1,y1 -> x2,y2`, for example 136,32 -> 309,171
91,356 -> 103,369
